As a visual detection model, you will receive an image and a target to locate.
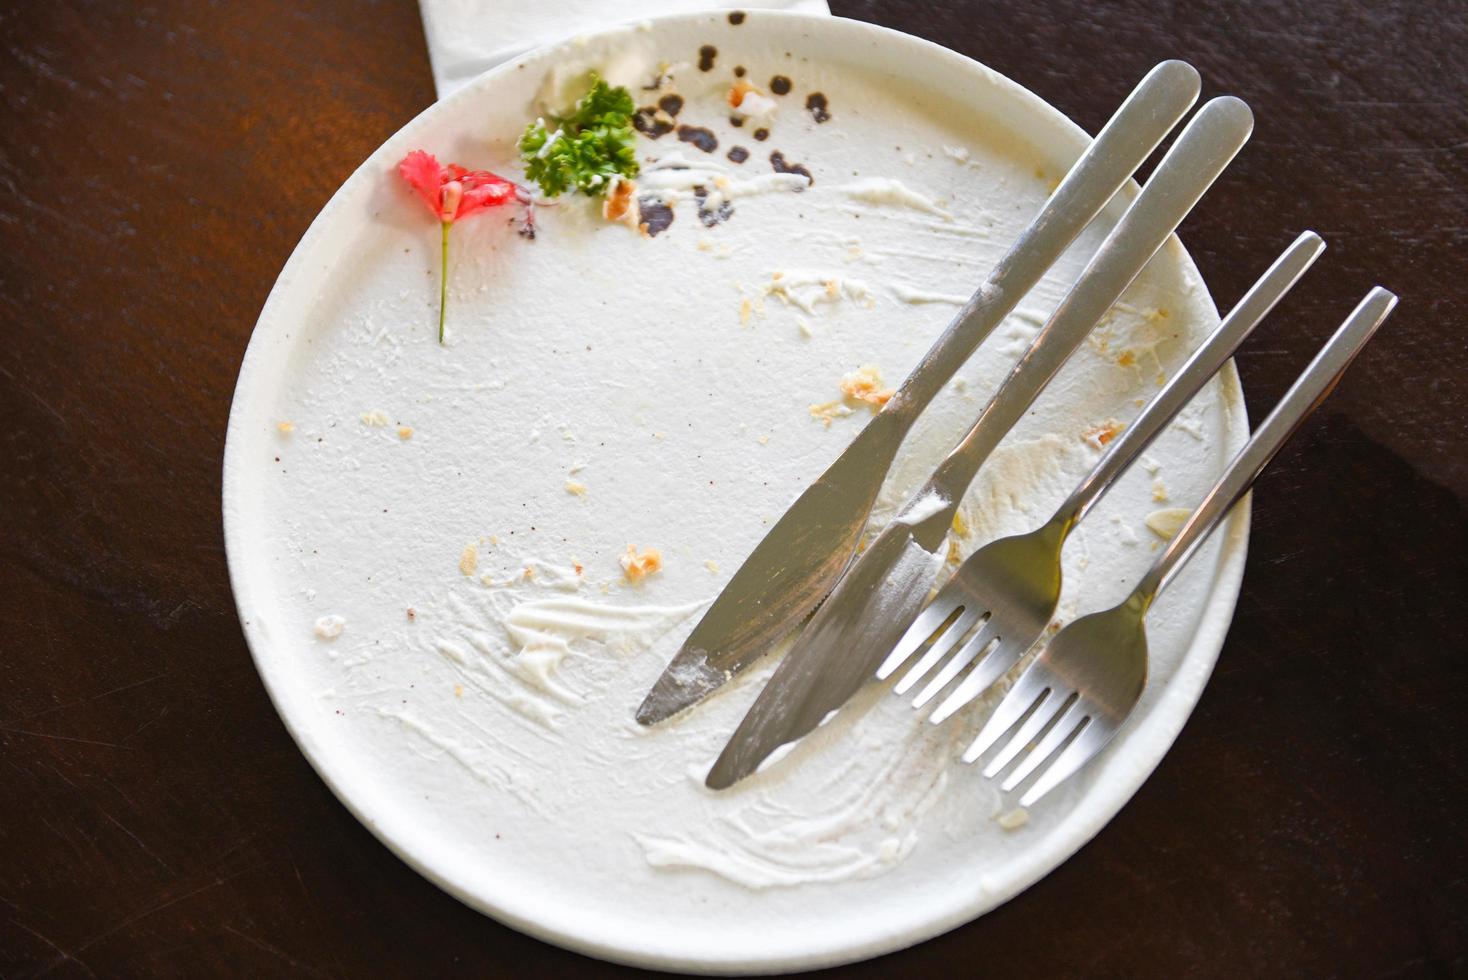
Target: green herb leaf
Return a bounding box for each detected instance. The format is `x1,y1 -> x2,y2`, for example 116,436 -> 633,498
519,74 -> 640,198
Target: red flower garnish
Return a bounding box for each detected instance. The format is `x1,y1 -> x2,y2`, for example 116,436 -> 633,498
398,150 -> 522,343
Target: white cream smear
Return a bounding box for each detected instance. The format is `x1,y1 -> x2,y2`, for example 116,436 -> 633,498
235,26 -> 1245,951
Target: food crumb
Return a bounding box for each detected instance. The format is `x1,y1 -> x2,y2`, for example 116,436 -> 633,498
946,537 -> 963,566
360,410 -> 390,427
276,420 -> 296,435
397,425 -> 414,441
758,434 -> 770,445
523,565 -> 535,581
459,544 -> 478,577
1145,507 -> 1191,539
620,545 -> 663,582
705,559 -> 720,573
808,399 -> 852,427
602,176 -> 638,226
839,365 -> 894,411
566,480 -> 589,496
573,561 -> 584,576
454,683 -> 464,698
1151,478 -> 1169,502
952,511 -> 970,539
406,607 -> 417,622
313,614 -> 346,640
739,297 -> 753,325
997,807 -> 1030,831
1081,419 -> 1124,449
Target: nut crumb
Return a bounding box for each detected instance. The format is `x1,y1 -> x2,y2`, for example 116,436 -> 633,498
704,559 -> 720,573
397,425 -> 413,441
459,544 -> 478,577
454,683 -> 464,698
739,297 -> 753,326
758,434 -> 770,445
277,420 -> 296,434
1151,478 -> 1169,502
360,410 -> 390,427
523,565 -> 535,580
997,807 -> 1030,831
620,545 -> 663,582
565,480 -> 589,496
406,607 -> 417,622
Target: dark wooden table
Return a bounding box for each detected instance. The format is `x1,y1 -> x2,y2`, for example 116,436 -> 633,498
2,1 -> 1464,976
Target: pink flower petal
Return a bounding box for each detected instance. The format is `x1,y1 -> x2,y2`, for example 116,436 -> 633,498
398,150 -> 446,216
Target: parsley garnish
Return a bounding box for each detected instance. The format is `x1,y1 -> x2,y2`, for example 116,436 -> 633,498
519,75 -> 640,198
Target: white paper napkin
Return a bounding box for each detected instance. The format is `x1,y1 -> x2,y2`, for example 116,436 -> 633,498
419,0 -> 831,98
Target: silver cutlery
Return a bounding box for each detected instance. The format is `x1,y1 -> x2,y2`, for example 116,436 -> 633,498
969,286 -> 1398,806
707,96 -> 1255,789
636,62 -> 1203,725
882,231 -> 1326,725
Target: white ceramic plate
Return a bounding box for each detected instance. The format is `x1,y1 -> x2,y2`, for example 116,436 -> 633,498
224,12 -> 1248,973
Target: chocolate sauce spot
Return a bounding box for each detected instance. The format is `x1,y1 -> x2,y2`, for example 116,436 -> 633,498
806,92 -> 831,123
728,11 -> 746,24
770,150 -> 812,186
698,45 -> 717,72
770,75 -> 792,96
657,94 -> 684,117
677,125 -> 718,153
633,107 -> 673,138
729,115 -> 745,127
693,185 -> 734,227
753,127 -> 769,142
727,145 -> 749,164
734,65 -> 746,78
638,197 -> 674,237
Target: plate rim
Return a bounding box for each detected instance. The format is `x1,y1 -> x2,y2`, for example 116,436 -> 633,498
222,10 -> 1251,973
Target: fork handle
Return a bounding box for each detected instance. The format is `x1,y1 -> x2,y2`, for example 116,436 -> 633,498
1054,230 -> 1326,529
884,60 -> 1201,421
1134,286 -> 1398,604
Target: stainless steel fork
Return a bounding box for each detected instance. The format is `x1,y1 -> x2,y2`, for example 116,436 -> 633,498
878,231 -> 1326,723
968,286 -> 1397,807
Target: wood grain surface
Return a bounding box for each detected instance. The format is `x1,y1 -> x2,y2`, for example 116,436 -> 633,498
1,1 -> 1464,976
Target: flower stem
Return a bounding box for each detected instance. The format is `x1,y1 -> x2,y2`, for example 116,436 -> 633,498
439,221 -> 450,344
